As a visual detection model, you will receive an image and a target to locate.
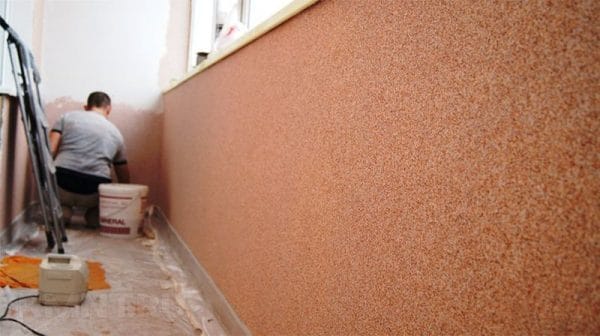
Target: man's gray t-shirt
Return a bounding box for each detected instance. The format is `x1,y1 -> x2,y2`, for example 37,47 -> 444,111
52,110 -> 127,179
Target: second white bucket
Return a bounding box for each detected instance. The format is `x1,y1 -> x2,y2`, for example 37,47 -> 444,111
98,183 -> 148,239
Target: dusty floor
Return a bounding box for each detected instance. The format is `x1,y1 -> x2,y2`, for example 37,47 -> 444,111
0,220 -> 226,336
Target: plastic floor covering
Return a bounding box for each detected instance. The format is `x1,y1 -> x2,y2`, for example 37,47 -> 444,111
0,221 -> 226,336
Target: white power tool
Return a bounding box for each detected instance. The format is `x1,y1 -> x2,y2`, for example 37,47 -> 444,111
38,254 -> 89,306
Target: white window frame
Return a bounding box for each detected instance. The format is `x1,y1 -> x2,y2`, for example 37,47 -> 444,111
0,0 -> 13,95
187,0 -> 300,71
187,0 -> 252,71
173,0 -> 319,91
188,0 -> 217,71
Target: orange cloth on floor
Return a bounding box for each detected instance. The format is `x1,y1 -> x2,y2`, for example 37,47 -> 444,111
0,255 -> 110,290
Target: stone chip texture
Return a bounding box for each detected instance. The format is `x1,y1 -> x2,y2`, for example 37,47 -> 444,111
162,0 -> 599,334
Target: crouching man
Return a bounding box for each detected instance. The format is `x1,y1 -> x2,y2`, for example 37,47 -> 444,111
49,91 -> 130,227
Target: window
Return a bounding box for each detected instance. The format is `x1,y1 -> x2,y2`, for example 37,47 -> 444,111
0,0 -> 10,93
188,0 -> 295,70
0,0 -> 36,96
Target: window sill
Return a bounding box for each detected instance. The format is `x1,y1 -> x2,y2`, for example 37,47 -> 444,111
164,0 -> 319,93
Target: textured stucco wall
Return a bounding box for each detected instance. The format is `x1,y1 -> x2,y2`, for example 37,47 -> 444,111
162,1 -> 599,334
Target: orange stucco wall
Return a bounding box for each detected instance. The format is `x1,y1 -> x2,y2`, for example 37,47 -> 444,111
161,1 -> 598,334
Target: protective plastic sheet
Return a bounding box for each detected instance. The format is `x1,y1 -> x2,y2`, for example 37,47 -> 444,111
0,211 -> 226,336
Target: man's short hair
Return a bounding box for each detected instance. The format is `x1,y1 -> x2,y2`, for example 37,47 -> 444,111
87,91 -> 111,108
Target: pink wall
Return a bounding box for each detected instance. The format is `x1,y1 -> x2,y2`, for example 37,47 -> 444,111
0,96 -> 35,229
161,1 -> 598,335
44,99 -> 164,201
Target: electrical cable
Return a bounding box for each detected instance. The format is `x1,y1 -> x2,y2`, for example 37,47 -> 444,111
0,294 -> 46,336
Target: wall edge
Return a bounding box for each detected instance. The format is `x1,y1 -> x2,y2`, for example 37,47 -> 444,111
0,202 -> 41,254
153,207 -> 252,336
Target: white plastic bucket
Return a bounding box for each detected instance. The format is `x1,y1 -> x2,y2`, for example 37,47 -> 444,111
98,183 -> 148,239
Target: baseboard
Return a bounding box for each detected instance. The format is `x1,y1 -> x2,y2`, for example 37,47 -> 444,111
0,202 -> 41,254
152,207 -> 252,336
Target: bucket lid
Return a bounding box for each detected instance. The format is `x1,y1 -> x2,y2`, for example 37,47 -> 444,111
99,183 -> 149,196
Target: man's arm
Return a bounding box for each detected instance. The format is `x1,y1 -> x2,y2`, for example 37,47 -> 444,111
49,131 -> 61,158
114,163 -> 130,183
